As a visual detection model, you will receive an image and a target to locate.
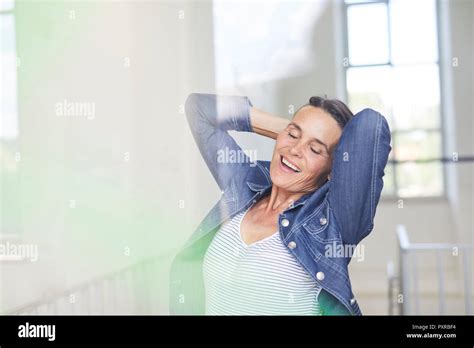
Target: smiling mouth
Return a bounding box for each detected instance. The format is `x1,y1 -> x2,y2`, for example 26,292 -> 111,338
280,155 -> 301,173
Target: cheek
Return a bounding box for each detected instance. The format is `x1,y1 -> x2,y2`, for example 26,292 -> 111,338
305,157 -> 330,176
275,136 -> 290,150
272,139 -> 290,161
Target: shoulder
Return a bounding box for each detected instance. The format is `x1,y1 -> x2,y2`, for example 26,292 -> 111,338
224,160 -> 272,196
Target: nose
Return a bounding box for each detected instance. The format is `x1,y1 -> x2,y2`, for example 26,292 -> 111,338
289,141 -> 304,157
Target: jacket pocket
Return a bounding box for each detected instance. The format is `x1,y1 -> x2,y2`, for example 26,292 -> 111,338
302,202 -> 342,243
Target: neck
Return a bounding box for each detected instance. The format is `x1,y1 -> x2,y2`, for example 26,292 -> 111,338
261,185 -> 305,215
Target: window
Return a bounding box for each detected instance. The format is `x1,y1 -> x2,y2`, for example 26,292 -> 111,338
213,0 -> 327,89
343,0 -> 443,198
1,0 -> 18,139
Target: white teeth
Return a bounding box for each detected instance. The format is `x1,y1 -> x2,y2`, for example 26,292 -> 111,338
282,157 -> 301,172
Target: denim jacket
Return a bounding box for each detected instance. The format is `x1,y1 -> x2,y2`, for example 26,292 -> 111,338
170,93 -> 391,315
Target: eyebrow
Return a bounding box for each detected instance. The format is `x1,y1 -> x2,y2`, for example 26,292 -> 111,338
288,122 -> 330,153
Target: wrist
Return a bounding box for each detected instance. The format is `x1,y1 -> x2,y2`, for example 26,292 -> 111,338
250,107 -> 289,139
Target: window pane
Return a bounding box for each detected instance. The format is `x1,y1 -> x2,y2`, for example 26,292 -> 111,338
346,66 -> 394,129
396,162 -> 443,197
347,3 -> 389,65
391,64 -> 440,130
382,162 -> 395,196
0,0 -> 14,12
390,0 -> 438,64
213,1 -> 327,88
0,14 -> 18,139
394,131 -> 441,161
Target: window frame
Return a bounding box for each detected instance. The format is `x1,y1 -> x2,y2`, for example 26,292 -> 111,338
341,0 -> 446,199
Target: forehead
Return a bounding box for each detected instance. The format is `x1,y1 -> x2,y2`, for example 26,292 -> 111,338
291,105 -> 342,145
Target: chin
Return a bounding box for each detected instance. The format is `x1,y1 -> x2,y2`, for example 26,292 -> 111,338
269,169 -> 290,189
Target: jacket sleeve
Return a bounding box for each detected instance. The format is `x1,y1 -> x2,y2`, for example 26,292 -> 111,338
184,93 -> 255,191
327,108 -> 392,245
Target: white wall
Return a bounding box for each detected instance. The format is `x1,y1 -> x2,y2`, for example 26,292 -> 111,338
1,0 -> 472,315
1,0 -> 216,313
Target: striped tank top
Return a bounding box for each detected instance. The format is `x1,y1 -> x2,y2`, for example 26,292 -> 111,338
203,207 -> 323,315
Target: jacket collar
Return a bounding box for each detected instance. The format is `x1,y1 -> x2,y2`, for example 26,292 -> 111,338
246,181 -> 270,193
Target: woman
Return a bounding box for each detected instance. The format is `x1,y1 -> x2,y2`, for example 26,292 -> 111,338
170,93 -> 391,315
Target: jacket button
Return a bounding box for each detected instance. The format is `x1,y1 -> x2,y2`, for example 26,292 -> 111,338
316,271 -> 325,281
288,241 -> 296,249
350,298 -> 356,305
281,218 -> 290,227
319,217 -> 327,225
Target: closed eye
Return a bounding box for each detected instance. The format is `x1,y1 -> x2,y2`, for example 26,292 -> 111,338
287,130 -> 298,139
311,148 -> 321,155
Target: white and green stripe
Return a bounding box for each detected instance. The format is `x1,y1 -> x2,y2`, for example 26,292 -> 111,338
203,207 -> 323,315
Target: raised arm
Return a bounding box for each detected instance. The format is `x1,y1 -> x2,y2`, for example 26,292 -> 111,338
328,108 -> 392,246
185,93 -> 255,191
185,93 -> 290,191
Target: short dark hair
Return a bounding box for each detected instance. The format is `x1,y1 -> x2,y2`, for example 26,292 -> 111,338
298,96 -> 353,129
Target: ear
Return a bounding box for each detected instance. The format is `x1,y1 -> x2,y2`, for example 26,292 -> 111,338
327,172 -> 332,181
